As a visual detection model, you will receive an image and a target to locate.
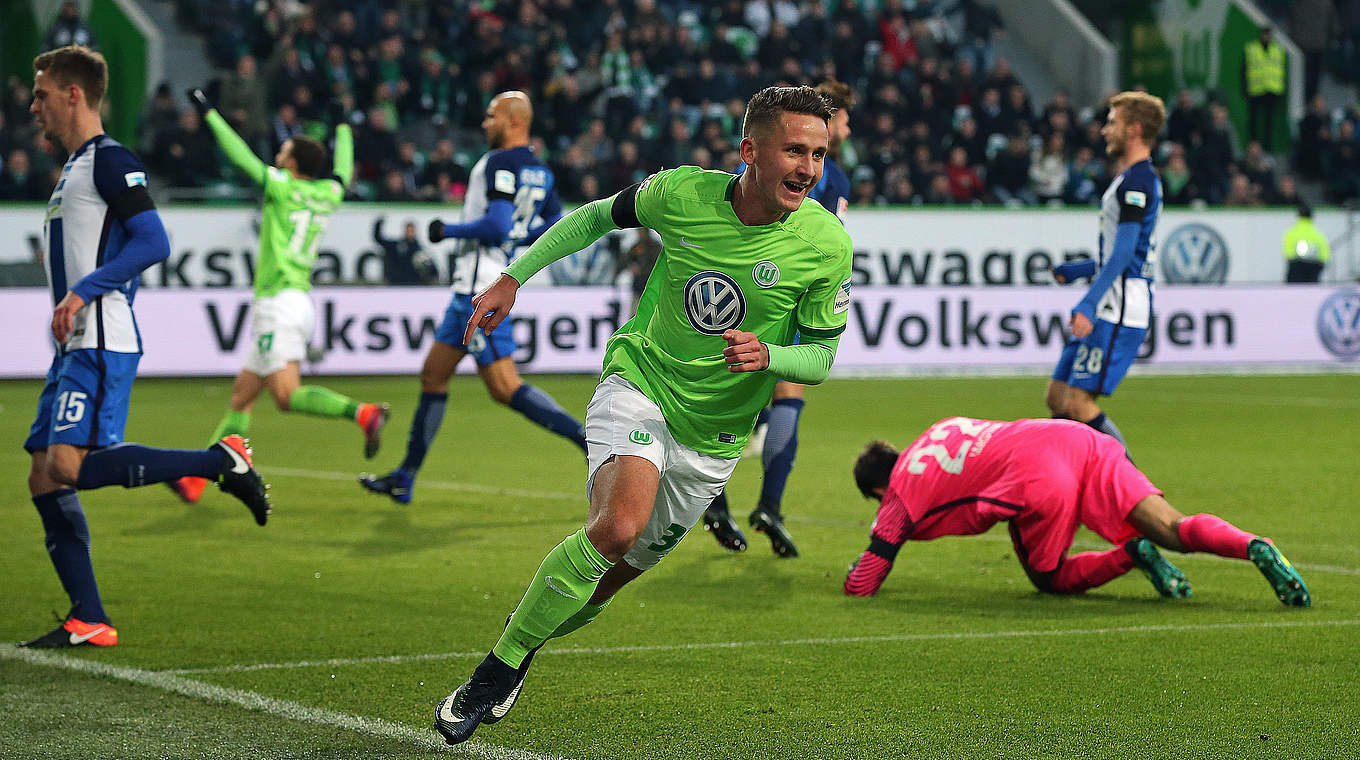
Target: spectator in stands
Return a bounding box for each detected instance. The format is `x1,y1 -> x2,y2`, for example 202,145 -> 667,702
44,1 -> 96,51
1165,89 -> 1202,148
1241,140 -> 1279,198
1295,93 -> 1331,180
1290,0 -> 1340,101
945,145 -> 985,203
959,0 -> 1005,74
0,149 -> 49,201
372,217 -> 434,286
154,108 -> 219,188
1160,150 -> 1200,206
139,84 -> 181,156
1242,25 -> 1286,148
1065,145 -> 1107,205
988,135 -> 1036,206
1323,119 -> 1360,202
354,107 -> 398,182
1223,173 -> 1261,207
1266,173 -> 1302,206
420,139 -> 466,200
218,54 -> 270,150
1191,103 -> 1235,204
1030,133 -> 1068,204
376,169 -> 414,202
269,102 -> 304,155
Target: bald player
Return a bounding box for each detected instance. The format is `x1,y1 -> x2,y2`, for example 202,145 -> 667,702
360,91 -> 584,504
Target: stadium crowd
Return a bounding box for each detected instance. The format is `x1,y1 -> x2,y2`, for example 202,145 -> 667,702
4,0 -> 1360,207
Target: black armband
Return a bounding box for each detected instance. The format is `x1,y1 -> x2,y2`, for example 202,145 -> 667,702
110,185 -> 156,221
611,182 -> 642,229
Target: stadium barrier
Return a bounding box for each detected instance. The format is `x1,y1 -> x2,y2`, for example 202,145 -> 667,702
3,286 -> 1356,379
2,205 -> 1357,287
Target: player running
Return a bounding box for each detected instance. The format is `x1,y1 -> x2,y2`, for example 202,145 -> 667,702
20,47 -> 271,648
431,86 -> 853,744
703,79 -> 855,557
359,91 -> 585,505
1047,91 -> 1165,451
169,87 -> 388,504
845,416 -> 1310,607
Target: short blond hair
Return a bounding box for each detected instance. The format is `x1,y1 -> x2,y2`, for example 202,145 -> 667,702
34,45 -> 108,107
1110,91 -> 1166,143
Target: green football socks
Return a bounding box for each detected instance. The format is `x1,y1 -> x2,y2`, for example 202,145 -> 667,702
208,409 -> 251,443
288,385 -> 361,420
492,529 -> 613,668
550,598 -> 613,640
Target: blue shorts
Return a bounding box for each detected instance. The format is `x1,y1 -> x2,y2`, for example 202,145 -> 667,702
1051,319 -> 1146,396
433,293 -> 518,366
25,349 -> 140,452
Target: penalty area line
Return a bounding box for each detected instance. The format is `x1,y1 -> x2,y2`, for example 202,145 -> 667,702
160,618 -> 1360,676
0,647 -> 581,760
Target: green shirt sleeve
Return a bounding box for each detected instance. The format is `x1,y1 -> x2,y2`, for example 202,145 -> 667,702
502,196 -> 618,284
795,235 -> 854,339
332,124 -> 354,187
765,335 -> 839,385
204,108 -> 268,187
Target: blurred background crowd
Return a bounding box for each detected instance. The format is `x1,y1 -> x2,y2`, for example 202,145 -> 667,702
5,0 -> 1360,209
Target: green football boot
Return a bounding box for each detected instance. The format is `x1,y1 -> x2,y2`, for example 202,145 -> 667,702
1125,538 -> 1192,598
1248,539 -> 1311,607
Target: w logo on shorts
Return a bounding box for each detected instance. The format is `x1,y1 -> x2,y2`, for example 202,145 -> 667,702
629,430 -> 653,445
684,271 -> 746,335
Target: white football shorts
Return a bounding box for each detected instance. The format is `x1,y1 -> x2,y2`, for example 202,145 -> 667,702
242,288 -> 314,376
585,374 -> 739,571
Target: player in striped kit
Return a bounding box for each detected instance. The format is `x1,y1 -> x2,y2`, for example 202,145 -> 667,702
359,91 -> 585,505
20,46 -> 270,649
1047,91 -> 1165,452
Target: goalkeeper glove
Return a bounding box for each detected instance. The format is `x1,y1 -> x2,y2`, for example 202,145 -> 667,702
186,88 -> 212,117
428,219 -> 446,243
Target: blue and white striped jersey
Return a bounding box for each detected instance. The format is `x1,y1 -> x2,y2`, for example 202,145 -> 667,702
44,135 -> 156,353
1093,158 -> 1162,329
451,145 -> 561,296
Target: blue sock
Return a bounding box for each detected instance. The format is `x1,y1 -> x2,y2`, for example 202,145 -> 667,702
33,489 -> 108,624
76,442 -> 225,489
1085,412 -> 1128,446
510,384 -> 586,452
399,392 -> 448,474
759,398 -> 804,513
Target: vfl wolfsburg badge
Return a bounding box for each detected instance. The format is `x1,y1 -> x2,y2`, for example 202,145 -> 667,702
629,430 -> 653,445
752,260 -> 780,288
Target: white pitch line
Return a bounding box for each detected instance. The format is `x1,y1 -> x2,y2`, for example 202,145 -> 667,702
160,618 -> 1360,676
265,465 -> 580,501
1,646 -> 580,760
263,466 -> 1360,576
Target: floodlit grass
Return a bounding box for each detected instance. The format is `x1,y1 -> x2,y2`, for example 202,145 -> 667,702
2,373 -> 1357,759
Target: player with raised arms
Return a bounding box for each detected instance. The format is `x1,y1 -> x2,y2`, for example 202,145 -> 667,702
1047,91 -> 1165,451
703,78 -> 856,557
431,85 -> 853,744
169,87 -> 389,504
845,416 -> 1310,606
359,91 -> 586,505
20,46 -> 271,648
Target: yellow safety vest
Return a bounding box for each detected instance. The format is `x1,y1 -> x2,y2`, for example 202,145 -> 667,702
1245,40 -> 1285,96
1282,219 -> 1329,262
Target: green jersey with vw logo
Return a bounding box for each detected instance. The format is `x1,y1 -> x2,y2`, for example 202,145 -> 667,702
204,109 -> 353,297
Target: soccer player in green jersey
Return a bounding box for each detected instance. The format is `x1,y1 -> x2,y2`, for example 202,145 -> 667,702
170,88 -> 389,504
433,86 -> 854,745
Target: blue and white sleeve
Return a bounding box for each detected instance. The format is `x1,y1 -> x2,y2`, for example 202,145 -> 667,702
72,146 -> 169,301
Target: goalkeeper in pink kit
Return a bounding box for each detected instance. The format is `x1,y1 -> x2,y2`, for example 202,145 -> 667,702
845,417 -> 1310,606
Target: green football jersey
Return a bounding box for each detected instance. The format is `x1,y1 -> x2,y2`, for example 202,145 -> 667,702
205,110 -> 353,297
605,166 -> 854,458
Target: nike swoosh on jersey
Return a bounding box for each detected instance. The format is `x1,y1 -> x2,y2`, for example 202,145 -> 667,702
53,423 -> 78,432
679,237 -> 703,248
68,626 -> 108,645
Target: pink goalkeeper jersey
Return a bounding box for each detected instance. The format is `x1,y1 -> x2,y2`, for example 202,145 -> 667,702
875,417 -> 1102,543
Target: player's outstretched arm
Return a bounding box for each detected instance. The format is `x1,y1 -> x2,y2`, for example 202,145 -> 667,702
430,199 -> 515,245
332,122 -> 354,188
844,542 -> 898,596
190,88 -> 269,186
1051,258 -> 1097,284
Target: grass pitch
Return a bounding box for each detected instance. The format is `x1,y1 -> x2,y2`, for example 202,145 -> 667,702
2,373 -> 1358,760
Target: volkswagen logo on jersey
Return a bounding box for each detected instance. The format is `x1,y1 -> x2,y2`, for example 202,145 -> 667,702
1316,288 -> 1360,359
1161,223 -> 1229,284
684,270 -> 746,335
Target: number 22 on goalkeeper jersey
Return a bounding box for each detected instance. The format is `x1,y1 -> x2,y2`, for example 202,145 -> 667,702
452,145 -> 561,296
